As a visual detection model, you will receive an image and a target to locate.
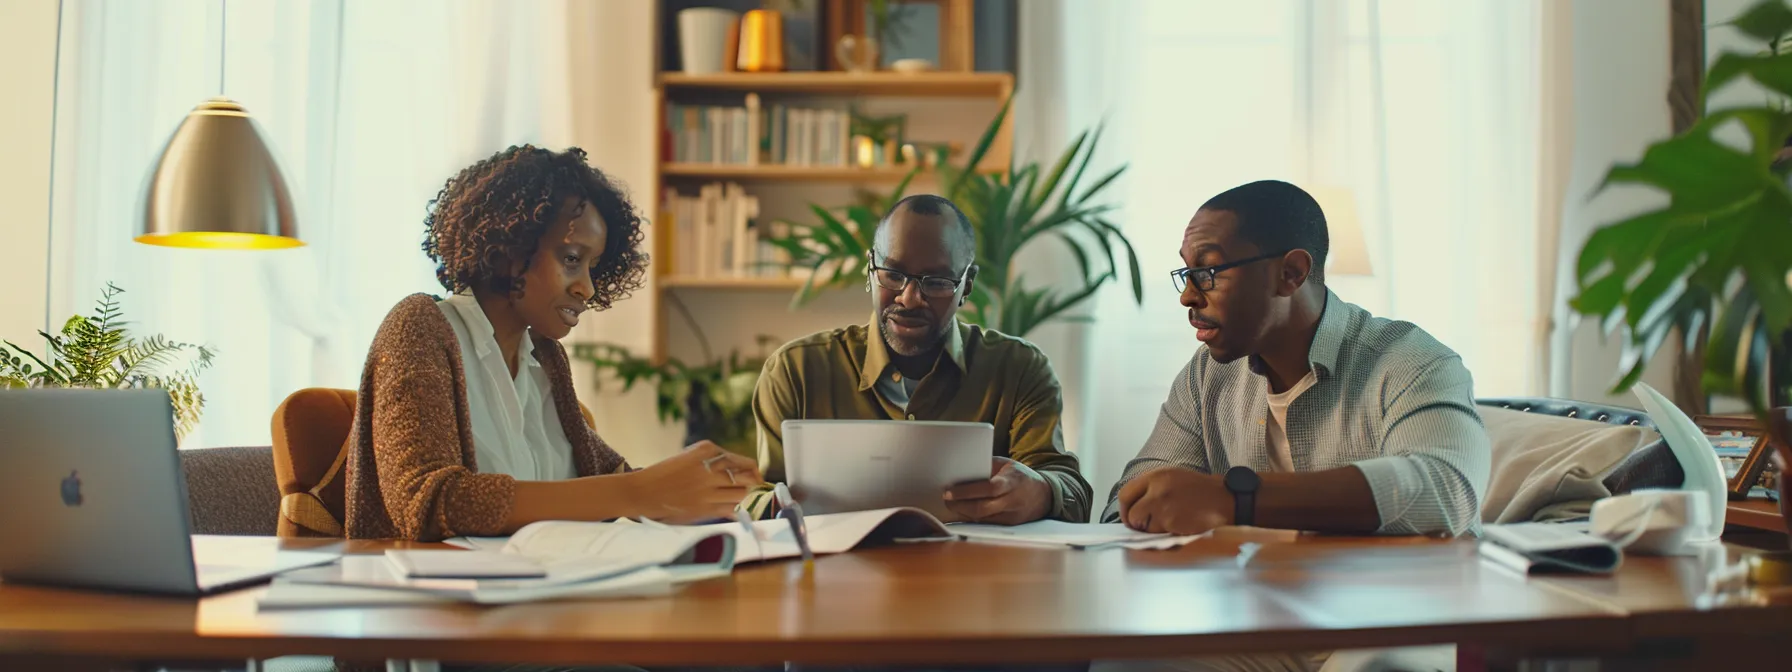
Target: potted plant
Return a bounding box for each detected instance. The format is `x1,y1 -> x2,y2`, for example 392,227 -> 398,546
0,283 -> 216,440
765,99 -> 1143,339
1569,0 -> 1792,533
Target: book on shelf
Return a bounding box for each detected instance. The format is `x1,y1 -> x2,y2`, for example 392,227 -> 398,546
666,93 -> 850,168
661,182 -> 812,280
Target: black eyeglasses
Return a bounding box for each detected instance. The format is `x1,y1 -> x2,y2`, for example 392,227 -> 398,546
1170,251 -> 1288,293
867,253 -> 970,298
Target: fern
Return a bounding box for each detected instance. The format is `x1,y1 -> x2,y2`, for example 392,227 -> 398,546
0,283 -> 216,440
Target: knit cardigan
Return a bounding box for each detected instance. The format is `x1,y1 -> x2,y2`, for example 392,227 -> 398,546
344,293 -> 630,540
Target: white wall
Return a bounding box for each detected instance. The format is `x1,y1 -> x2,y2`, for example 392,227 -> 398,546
0,0 -> 58,351
1552,0 -> 1681,406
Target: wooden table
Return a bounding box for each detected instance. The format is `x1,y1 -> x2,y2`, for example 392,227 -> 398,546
1536,544 -> 1792,668
0,532 -> 1653,668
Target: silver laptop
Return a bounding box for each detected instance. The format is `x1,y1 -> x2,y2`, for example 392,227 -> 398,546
782,419 -> 994,521
0,388 -> 335,596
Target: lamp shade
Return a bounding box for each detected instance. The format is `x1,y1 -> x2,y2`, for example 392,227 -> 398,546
1307,185 -> 1372,277
137,97 -> 301,250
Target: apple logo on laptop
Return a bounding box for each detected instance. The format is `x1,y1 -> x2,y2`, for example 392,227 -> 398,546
60,470 -> 83,507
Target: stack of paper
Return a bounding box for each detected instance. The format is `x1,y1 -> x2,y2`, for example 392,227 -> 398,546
947,520 -> 1205,550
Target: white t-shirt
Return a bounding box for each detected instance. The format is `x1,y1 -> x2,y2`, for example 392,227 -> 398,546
1264,370 -> 1319,473
437,293 -> 576,481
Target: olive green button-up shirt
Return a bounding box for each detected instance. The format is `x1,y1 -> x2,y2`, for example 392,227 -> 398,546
746,315 -> 1093,522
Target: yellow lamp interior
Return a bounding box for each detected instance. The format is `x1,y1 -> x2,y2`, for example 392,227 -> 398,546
134,232 -> 305,250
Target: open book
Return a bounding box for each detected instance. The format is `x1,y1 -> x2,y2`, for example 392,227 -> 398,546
272,521 -> 738,605
265,507 -> 950,607
581,506 -> 952,563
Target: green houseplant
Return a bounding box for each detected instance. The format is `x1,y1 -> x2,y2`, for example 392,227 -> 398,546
0,283 -> 216,440
1569,0 -> 1792,526
765,99 -> 1143,339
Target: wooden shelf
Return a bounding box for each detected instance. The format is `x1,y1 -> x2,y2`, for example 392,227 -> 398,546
661,163 -> 927,182
658,275 -> 818,291
658,71 -> 1013,98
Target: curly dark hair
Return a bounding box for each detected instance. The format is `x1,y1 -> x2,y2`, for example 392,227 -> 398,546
422,145 -> 649,310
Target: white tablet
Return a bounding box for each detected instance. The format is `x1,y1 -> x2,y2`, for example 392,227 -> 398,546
782,419 -> 994,521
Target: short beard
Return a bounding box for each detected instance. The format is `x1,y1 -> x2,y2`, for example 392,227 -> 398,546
880,311 -> 945,358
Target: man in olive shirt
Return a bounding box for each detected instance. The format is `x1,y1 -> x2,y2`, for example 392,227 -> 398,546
747,194 -> 1092,523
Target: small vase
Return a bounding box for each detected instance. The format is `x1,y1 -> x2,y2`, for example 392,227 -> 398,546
836,34 -> 880,73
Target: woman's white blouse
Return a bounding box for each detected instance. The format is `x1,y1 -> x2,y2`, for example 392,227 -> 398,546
437,293 -> 576,481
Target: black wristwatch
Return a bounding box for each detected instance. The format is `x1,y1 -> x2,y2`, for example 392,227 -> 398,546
1223,466 -> 1261,527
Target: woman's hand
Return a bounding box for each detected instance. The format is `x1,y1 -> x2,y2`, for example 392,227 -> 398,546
629,441 -> 764,524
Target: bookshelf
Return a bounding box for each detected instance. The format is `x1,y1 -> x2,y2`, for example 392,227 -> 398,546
649,21 -> 1015,363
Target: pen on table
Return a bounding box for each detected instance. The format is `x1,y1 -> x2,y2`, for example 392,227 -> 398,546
773,483 -> 815,570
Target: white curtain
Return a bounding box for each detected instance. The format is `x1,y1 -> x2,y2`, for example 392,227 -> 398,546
46,0 -> 575,448
1018,1 -> 1549,499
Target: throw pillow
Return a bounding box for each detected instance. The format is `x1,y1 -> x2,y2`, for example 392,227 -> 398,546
1480,406 -> 1661,524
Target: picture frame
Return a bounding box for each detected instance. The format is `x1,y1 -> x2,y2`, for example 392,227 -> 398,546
1693,414 -> 1780,498
824,0 -> 974,71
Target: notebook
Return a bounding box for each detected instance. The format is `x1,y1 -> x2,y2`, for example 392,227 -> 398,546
1480,522 -> 1622,574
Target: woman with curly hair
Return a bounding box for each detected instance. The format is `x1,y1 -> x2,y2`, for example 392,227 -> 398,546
343,145 -> 761,542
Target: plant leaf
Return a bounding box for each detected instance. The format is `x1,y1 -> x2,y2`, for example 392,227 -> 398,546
1706,51 -> 1792,101
1095,218 -> 1145,304
1571,273 -> 1629,320
1076,165 -> 1127,204
948,95 -> 1012,198
1728,0 -> 1792,43
1031,130 -> 1087,216
1054,231 -> 1096,283
1599,127 -> 1768,214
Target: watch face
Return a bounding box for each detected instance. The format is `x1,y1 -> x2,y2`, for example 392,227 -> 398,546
1225,466 -> 1261,492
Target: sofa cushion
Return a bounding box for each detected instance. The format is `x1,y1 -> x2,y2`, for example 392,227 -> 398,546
1481,407 -> 1661,524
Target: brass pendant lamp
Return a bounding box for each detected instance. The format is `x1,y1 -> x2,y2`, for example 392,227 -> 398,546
136,1 -> 300,250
